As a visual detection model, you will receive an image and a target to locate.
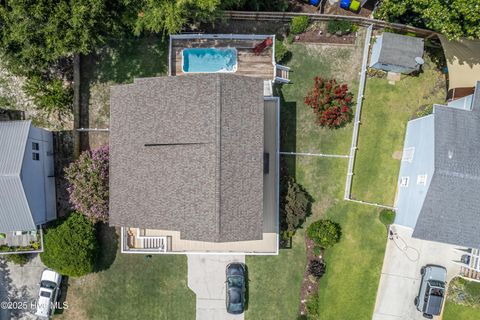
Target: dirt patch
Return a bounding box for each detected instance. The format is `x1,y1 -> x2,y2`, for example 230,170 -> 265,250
392,150 -> 403,160
299,235 -> 324,316
295,30 -> 356,45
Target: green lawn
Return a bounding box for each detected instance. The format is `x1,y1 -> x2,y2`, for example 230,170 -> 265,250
57,227 -> 195,320
247,37 -> 387,320
351,59 -> 446,204
443,277 -> 480,320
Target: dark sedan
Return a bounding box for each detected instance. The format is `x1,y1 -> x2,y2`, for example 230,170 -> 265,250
226,263 -> 246,314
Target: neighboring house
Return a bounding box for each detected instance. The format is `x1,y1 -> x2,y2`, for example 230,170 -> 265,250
109,74 -> 279,255
369,32 -> 425,74
0,120 -> 56,253
395,81 -> 480,249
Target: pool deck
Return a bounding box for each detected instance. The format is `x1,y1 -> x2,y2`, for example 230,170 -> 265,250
170,35 -> 275,80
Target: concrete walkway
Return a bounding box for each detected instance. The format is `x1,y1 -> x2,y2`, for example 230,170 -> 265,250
373,225 -> 463,320
188,254 -> 245,320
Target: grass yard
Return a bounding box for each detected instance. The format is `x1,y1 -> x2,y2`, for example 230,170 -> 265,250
79,35 -> 168,149
443,277 -> 480,320
351,58 -> 446,205
247,34 -> 387,320
56,227 -> 195,320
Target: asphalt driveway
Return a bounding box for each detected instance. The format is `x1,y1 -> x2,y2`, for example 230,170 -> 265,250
373,225 -> 464,320
188,254 -> 245,320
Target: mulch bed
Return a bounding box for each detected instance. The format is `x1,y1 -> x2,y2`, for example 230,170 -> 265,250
299,235 -> 324,316
295,30 -> 356,45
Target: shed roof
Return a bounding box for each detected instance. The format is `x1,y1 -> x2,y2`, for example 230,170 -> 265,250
0,121 -> 36,232
412,82 -> 480,247
378,32 -> 424,69
109,74 -> 265,242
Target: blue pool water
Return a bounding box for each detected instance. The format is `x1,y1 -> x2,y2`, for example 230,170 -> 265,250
182,48 -> 237,73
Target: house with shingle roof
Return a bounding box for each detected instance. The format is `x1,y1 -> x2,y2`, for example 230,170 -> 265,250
369,32 -> 425,74
109,74 -> 279,254
395,81 -> 480,248
0,120 -> 56,253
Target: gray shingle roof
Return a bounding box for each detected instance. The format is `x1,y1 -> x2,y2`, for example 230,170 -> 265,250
413,82 -> 480,247
0,121 -> 36,232
109,74 -> 265,242
379,32 -> 424,69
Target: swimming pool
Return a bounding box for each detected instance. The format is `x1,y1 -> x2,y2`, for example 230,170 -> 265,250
182,48 -> 237,73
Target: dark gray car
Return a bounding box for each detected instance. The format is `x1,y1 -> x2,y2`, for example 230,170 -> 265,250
415,265 -> 447,318
226,263 -> 246,314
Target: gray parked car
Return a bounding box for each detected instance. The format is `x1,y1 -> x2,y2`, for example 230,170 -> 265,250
414,265 -> 447,318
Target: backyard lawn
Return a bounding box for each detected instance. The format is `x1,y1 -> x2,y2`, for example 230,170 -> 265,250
247,35 -> 387,320
443,277 -> 480,320
351,58 -> 446,205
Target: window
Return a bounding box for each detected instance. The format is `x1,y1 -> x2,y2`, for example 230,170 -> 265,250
32,142 -> 39,150
417,174 -> 427,186
32,152 -> 40,161
402,147 -> 415,162
400,177 -> 409,187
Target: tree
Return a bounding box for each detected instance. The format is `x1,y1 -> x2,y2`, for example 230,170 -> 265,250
280,177 -> 311,237
0,0 -> 125,75
374,0 -> 480,40
130,0 -> 226,36
65,146 -> 109,223
304,77 -> 354,129
307,219 -> 341,248
40,213 -> 98,277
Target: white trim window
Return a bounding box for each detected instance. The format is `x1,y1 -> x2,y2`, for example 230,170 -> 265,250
400,176 -> 409,187
417,174 -> 427,186
402,147 -> 415,162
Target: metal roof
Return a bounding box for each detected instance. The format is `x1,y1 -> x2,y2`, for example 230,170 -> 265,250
0,121 -> 36,232
109,74 -> 265,242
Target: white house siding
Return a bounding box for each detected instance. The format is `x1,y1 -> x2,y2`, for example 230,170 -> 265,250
20,127 -> 56,225
394,114 -> 435,228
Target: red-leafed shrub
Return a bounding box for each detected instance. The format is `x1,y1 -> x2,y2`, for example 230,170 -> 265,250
304,77 -> 354,129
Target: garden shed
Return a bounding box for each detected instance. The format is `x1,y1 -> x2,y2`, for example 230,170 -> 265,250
369,32 -> 425,74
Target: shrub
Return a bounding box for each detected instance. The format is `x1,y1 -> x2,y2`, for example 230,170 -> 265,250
304,77 -> 354,129
65,146 -> 109,223
327,20 -> 353,34
275,39 -> 289,63
307,219 -> 341,248
290,16 -> 309,35
306,292 -> 320,317
379,209 -> 396,226
308,259 -> 326,279
312,246 -> 322,257
41,213 -> 98,277
3,254 -> 31,266
280,177 -> 311,236
23,75 -> 72,118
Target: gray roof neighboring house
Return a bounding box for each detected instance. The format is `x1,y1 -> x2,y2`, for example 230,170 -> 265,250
109,74 -> 265,242
0,121 -> 36,232
376,32 -> 424,69
396,81 -> 480,248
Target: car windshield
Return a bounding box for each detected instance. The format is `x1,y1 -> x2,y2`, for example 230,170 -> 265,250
40,290 -> 51,298
428,280 -> 445,290
40,280 -> 57,290
228,276 -> 244,288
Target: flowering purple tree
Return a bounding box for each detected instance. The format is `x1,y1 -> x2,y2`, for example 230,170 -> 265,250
65,146 -> 109,223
